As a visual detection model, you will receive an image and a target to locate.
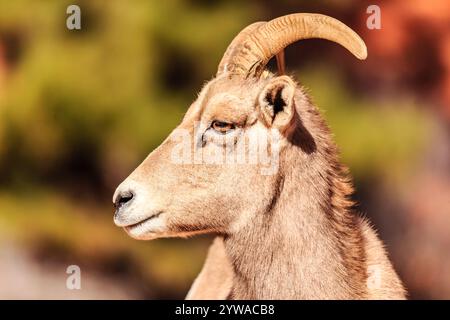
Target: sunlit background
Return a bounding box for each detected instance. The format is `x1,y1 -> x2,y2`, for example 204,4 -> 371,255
0,0 -> 449,299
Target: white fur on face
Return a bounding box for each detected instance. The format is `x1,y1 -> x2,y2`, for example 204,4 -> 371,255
123,215 -> 169,240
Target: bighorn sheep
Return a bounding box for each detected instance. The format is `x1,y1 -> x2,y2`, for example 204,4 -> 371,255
113,13 -> 406,299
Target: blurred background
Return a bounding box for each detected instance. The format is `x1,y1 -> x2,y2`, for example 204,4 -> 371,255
0,0 -> 448,299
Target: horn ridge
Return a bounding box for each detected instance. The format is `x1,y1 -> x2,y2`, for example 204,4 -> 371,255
224,13 -> 367,78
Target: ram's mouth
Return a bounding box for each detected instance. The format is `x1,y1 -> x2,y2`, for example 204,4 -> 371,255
124,211 -> 163,233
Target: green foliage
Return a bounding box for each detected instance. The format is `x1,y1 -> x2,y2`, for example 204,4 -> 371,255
0,0 -> 257,187
299,66 -> 431,181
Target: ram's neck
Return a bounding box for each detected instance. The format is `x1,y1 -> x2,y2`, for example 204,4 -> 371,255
224,111 -> 367,299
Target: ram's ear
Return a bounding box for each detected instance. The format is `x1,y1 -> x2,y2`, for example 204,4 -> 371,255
258,76 -> 296,130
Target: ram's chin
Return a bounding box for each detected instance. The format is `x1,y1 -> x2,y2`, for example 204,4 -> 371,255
123,215 -> 169,240
120,211 -> 219,240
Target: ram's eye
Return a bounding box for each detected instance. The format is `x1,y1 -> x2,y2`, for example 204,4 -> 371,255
211,120 -> 235,134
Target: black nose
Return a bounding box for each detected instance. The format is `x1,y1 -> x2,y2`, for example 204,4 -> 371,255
114,190 -> 134,210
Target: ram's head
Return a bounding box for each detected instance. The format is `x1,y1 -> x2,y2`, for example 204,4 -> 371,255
113,13 -> 367,240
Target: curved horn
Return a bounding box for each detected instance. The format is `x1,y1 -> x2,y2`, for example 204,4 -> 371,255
217,21 -> 265,75
225,13 -> 367,78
